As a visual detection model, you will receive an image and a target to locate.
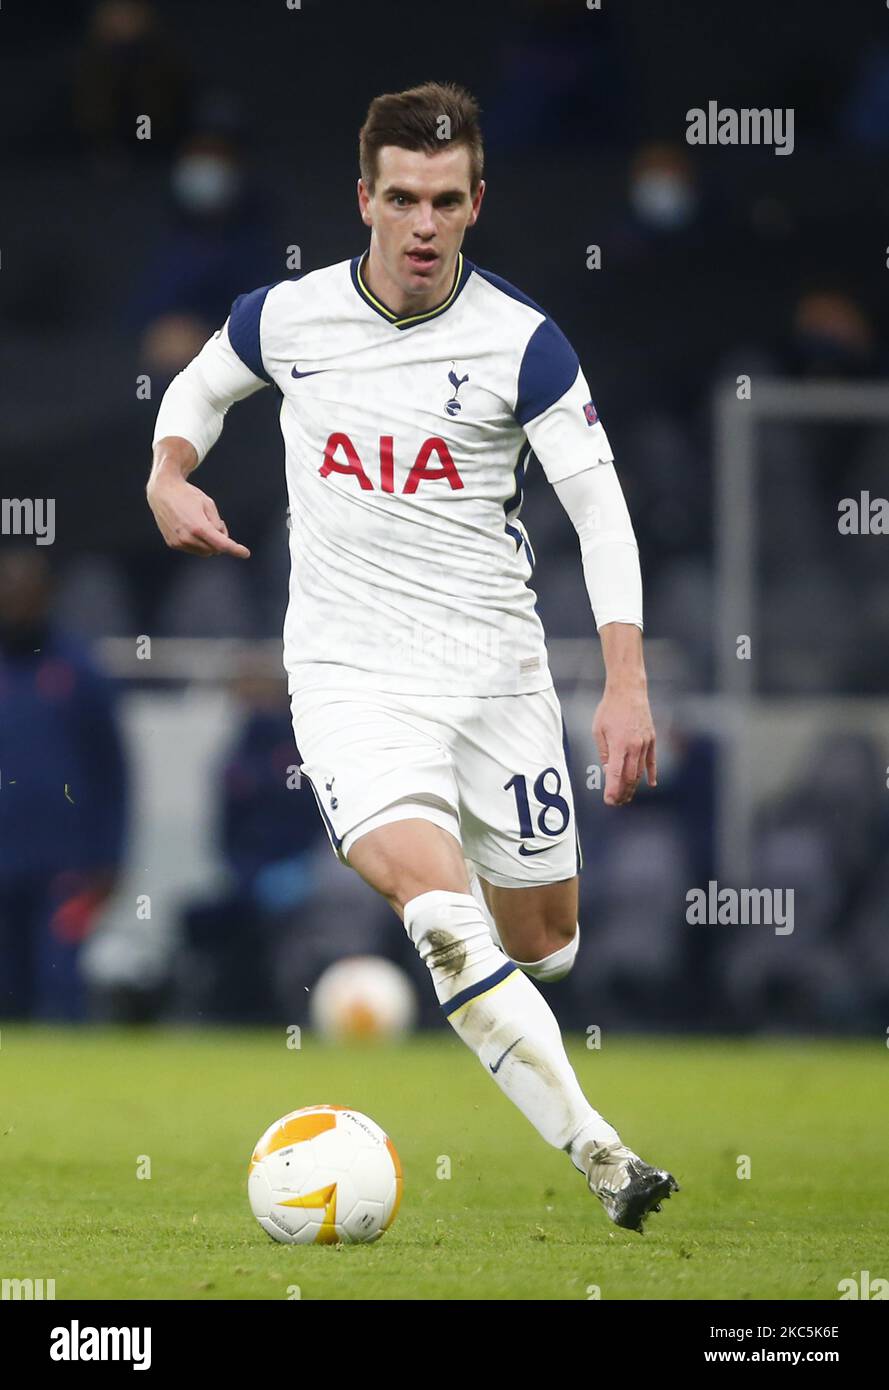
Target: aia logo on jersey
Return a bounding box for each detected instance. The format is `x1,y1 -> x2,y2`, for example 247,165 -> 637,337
445,363 -> 469,417
319,433 -> 464,493
583,401 -> 599,426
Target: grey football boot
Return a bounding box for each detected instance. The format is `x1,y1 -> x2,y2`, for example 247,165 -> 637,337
577,1139 -> 679,1233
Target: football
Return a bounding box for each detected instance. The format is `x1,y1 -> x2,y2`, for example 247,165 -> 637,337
247,1104 -> 403,1244
309,955 -> 418,1041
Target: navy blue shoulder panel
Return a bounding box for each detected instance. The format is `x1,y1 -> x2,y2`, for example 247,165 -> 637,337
515,317 -> 580,426
227,283 -> 278,383
472,266 -> 579,426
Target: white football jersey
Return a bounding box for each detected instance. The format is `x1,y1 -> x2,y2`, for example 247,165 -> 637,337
172,251 -> 616,696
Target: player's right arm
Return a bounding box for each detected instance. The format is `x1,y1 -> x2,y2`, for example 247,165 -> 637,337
147,307 -> 271,558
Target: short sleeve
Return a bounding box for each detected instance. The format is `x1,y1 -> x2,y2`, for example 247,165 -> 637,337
516,319 -> 614,485
226,283 -> 277,384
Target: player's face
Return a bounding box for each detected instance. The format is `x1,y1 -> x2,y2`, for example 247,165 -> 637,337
358,145 -> 484,307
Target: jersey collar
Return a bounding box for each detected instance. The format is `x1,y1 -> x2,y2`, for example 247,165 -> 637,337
350,249 -> 473,329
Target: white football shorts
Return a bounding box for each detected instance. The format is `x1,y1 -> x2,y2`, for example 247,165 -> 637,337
289,683 -> 582,889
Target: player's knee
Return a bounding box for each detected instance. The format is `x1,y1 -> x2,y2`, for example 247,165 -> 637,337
511,923 -> 580,982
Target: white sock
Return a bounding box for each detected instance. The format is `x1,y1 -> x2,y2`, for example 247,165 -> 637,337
511,926 -> 580,982
403,889 -> 620,1154
567,1117 -> 630,1175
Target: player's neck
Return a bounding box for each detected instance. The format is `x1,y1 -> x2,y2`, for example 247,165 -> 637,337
362,245 -> 457,319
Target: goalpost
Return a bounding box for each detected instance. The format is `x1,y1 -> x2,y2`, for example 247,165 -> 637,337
714,378 -> 889,882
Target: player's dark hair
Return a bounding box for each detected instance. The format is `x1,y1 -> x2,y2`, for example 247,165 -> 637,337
359,81 -> 484,195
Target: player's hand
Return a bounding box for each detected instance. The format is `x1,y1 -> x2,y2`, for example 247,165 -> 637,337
146,476 -> 250,558
592,681 -> 657,806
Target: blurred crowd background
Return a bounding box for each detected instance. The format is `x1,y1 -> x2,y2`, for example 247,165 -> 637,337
2,0 -> 888,1033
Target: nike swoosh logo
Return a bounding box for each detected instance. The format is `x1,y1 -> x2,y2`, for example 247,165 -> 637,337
518,843 -> 552,856
490,1037 -> 523,1074
291,366 -> 327,378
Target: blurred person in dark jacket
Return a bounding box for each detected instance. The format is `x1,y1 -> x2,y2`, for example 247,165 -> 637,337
178,666 -> 324,1021
72,0 -> 191,168
483,0 -> 630,151
134,126 -> 277,380
0,548 -> 129,1019
784,289 -> 877,379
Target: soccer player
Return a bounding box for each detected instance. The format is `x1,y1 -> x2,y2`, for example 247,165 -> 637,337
147,81 -> 678,1232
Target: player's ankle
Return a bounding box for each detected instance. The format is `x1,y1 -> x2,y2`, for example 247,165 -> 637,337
567,1116 -> 624,1173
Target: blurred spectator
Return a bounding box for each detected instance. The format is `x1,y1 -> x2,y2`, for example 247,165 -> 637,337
133,127 -> 276,379
625,142 -> 701,240
483,0 -> 631,152
784,290 -> 877,380
604,143 -> 725,263
592,142 -> 743,417
176,667 -> 324,1020
839,41 -> 889,149
0,548 -> 129,1020
72,1 -> 192,169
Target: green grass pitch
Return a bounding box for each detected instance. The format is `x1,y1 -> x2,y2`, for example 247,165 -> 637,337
0,1027 -> 886,1300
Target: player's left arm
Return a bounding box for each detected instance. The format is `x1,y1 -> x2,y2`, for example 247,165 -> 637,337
517,322 -> 655,806
550,463 -> 655,807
